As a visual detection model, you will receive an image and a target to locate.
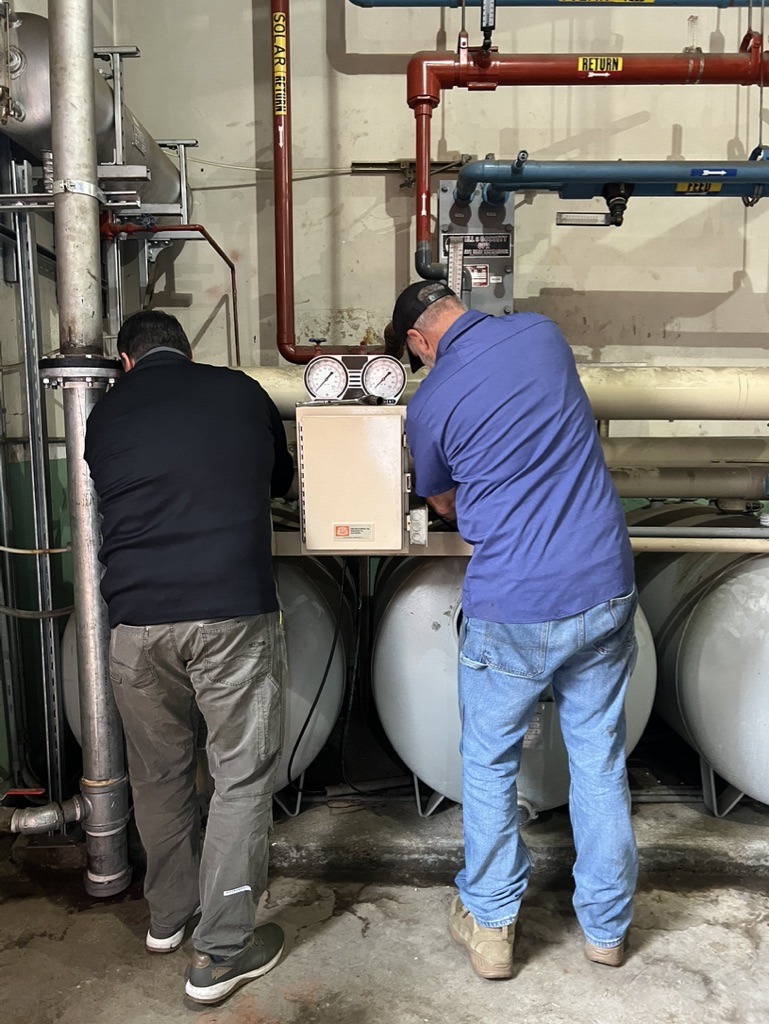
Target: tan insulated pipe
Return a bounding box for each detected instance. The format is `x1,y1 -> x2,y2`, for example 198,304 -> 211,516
629,537 -> 769,553
602,437 -> 769,468
610,466 -> 767,499
240,365 -> 769,421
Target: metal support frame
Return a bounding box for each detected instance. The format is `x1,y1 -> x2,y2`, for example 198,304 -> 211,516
273,773 -> 306,818
700,757 -> 745,818
12,159 -> 63,806
412,772 -> 447,817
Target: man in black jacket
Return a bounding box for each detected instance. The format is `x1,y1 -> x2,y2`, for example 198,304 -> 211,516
85,310 -> 294,1005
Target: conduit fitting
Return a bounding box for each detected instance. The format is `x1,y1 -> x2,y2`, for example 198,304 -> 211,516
0,795 -> 86,834
602,182 -> 634,226
80,775 -> 132,897
517,799 -> 538,826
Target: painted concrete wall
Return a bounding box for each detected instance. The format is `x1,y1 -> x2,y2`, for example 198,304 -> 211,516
108,3 -> 769,366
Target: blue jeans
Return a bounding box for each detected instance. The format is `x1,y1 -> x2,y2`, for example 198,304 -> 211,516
456,589 -> 639,948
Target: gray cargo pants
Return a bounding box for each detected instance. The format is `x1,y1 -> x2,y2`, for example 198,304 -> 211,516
109,612 -> 285,958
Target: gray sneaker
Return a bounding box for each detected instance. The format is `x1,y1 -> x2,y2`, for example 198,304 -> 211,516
185,924 -> 285,1005
145,905 -> 201,954
449,895 -> 514,980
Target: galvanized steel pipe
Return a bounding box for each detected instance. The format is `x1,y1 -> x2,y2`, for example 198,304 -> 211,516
49,0 -> 131,897
49,0 -> 102,355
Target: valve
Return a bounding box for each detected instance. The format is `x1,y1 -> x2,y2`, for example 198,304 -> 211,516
602,182 -> 634,227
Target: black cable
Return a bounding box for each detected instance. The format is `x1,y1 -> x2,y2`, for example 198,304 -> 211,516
0,603 -> 75,619
339,560 -> 415,800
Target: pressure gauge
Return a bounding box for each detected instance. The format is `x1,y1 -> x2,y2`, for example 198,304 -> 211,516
304,355 -> 349,400
361,355 -> 407,403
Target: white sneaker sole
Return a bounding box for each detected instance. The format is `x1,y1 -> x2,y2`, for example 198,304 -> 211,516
146,925 -> 185,954
146,906 -> 201,954
184,943 -> 284,1004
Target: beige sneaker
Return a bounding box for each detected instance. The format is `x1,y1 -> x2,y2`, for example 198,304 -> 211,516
448,895 -> 514,980
584,938 -> 625,967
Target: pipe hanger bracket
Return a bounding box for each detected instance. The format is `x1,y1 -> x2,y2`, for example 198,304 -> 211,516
52,178 -> 106,204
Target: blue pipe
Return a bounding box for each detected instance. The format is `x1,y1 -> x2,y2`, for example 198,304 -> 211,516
350,0 -> 755,8
455,158 -> 769,203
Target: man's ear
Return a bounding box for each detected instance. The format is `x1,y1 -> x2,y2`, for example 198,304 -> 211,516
406,327 -> 429,362
119,352 -> 135,373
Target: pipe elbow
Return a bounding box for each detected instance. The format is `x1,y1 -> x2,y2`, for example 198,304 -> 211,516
407,53 -> 450,108
415,243 -> 447,282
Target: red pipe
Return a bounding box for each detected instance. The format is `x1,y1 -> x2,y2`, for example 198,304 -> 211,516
271,0 -> 384,364
101,221 -> 242,366
408,31 -> 767,272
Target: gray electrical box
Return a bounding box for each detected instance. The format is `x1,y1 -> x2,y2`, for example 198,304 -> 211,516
437,177 -> 515,315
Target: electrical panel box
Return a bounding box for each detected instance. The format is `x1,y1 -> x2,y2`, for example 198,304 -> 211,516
296,404 -> 410,555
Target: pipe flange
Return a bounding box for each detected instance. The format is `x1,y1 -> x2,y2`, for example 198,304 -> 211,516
40,355 -> 121,389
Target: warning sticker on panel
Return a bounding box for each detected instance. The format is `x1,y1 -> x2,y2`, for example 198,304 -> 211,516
676,182 -> 722,194
577,56 -> 624,73
468,265 -> 490,287
334,524 -> 374,541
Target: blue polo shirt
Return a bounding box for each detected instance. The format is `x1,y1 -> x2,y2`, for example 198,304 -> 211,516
406,310 -> 633,624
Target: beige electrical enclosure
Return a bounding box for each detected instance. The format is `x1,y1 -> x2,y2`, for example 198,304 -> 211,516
296,405 -> 409,554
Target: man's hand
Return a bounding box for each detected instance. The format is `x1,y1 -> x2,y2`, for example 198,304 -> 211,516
427,487 -> 457,521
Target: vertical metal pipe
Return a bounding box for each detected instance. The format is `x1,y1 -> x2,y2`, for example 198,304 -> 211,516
13,159 -> 63,805
48,0 -> 130,896
49,0 -> 102,355
271,0 -> 299,362
62,380 -> 130,893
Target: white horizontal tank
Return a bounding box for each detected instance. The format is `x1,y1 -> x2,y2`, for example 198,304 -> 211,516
61,557 -> 349,793
632,504 -> 769,810
372,557 -> 656,818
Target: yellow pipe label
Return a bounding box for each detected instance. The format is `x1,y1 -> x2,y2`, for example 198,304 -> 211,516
273,12 -> 288,117
577,57 -> 624,73
676,182 -> 723,193
562,1 -> 654,4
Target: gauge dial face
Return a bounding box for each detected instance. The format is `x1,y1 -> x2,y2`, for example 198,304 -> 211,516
361,355 -> 407,402
304,356 -> 349,400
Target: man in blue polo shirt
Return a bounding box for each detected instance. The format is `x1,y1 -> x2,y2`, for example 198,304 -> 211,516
388,282 -> 637,980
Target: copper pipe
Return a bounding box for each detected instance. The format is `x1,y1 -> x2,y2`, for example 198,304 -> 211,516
101,221 -> 242,366
408,32 -> 767,277
270,0 -> 384,363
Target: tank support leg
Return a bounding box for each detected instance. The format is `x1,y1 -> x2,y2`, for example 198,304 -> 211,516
273,773 -> 306,819
413,773 -> 446,818
700,757 -> 745,818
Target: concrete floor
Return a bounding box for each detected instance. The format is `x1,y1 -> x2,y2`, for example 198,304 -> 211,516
2,819 -> 769,1024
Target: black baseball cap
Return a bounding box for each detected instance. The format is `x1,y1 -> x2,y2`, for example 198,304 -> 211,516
385,281 -> 457,372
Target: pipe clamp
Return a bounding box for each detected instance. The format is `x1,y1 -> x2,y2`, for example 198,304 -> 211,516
52,178 -> 106,203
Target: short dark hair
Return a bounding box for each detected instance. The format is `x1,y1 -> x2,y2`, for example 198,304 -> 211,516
117,310 -> 192,362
